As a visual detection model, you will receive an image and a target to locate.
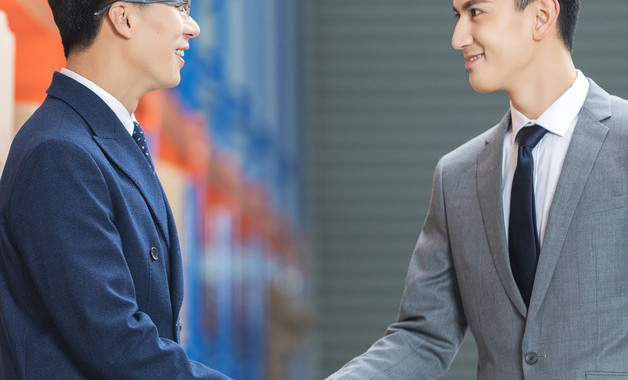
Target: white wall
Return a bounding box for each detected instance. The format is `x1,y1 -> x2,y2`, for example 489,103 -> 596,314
0,11 -> 15,173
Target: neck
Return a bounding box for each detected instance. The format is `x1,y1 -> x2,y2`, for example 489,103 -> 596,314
507,47 -> 577,120
66,46 -> 146,115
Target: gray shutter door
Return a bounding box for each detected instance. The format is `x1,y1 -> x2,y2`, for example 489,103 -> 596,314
306,1 -> 628,378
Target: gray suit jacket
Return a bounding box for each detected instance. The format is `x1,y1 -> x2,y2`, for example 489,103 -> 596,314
327,80 -> 628,380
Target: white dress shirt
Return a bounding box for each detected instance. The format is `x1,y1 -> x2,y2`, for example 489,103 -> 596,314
502,70 -> 589,247
60,68 -> 137,136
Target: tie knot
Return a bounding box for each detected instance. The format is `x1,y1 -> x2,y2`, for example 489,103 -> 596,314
517,124 -> 547,149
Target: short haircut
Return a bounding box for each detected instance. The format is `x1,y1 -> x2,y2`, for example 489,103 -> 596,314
47,0 -> 148,58
47,0 -> 110,57
515,0 -> 579,51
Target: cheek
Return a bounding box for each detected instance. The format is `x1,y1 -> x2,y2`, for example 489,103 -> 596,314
483,34 -> 517,68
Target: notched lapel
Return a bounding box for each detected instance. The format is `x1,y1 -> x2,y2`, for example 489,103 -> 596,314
477,111 -> 528,317
528,81 -> 611,319
95,136 -> 170,246
47,72 -> 170,245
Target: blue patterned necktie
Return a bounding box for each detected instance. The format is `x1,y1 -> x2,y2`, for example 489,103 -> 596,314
509,124 -> 547,307
133,121 -> 155,170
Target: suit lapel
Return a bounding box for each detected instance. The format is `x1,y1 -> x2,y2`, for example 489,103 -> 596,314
162,189 -> 184,338
46,72 -> 170,245
94,136 -> 170,245
528,80 -> 611,319
477,111 -> 528,317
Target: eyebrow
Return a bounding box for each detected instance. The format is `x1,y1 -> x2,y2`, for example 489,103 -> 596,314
453,0 -> 489,13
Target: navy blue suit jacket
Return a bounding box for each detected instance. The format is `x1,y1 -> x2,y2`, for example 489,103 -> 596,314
0,73 -> 231,379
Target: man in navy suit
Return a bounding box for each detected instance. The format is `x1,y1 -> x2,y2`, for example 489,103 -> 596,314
0,1 -> 232,378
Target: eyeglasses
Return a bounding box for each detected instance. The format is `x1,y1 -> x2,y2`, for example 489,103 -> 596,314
94,0 -> 191,19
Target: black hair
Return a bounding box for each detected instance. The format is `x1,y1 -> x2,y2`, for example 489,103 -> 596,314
48,0 -> 149,58
515,0 -> 579,51
47,0 -> 112,58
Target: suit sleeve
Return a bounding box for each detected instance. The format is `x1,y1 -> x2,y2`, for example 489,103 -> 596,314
326,160 -> 468,380
9,139 -> 232,380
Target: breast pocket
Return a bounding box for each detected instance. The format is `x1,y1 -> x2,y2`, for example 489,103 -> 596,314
586,372 -> 628,379
574,181 -> 624,218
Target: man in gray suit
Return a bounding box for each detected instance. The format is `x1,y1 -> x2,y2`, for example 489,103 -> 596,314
327,0 -> 628,379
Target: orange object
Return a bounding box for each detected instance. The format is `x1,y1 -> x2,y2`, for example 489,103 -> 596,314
3,0 -> 65,104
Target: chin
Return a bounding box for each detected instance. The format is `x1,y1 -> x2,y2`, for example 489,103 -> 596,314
468,77 -> 498,94
169,78 -> 182,88
162,75 -> 182,89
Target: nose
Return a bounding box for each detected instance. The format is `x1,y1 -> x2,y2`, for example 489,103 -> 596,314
184,16 -> 201,39
452,17 -> 472,50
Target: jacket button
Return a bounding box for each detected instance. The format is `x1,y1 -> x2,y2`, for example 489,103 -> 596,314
150,247 -> 159,261
525,352 -> 539,365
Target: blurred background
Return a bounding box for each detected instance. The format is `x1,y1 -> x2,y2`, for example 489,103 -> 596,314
2,1 -> 628,379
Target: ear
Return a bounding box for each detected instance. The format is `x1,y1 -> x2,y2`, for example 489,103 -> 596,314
532,0 -> 560,42
106,2 -> 133,39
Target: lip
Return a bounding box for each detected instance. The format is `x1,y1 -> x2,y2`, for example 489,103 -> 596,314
175,47 -> 189,66
464,53 -> 484,69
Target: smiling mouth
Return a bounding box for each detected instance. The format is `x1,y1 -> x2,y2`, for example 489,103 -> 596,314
175,49 -> 185,57
467,54 -> 483,63
465,53 -> 484,65
464,54 -> 484,70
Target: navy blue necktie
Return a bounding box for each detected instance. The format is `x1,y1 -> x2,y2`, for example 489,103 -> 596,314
509,124 -> 547,307
133,121 -> 155,170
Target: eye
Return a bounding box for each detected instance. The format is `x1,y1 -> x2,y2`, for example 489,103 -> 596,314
175,3 -> 189,18
470,8 -> 483,17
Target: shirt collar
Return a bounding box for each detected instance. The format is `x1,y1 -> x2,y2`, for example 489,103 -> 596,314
60,68 -> 137,136
509,69 -> 589,143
